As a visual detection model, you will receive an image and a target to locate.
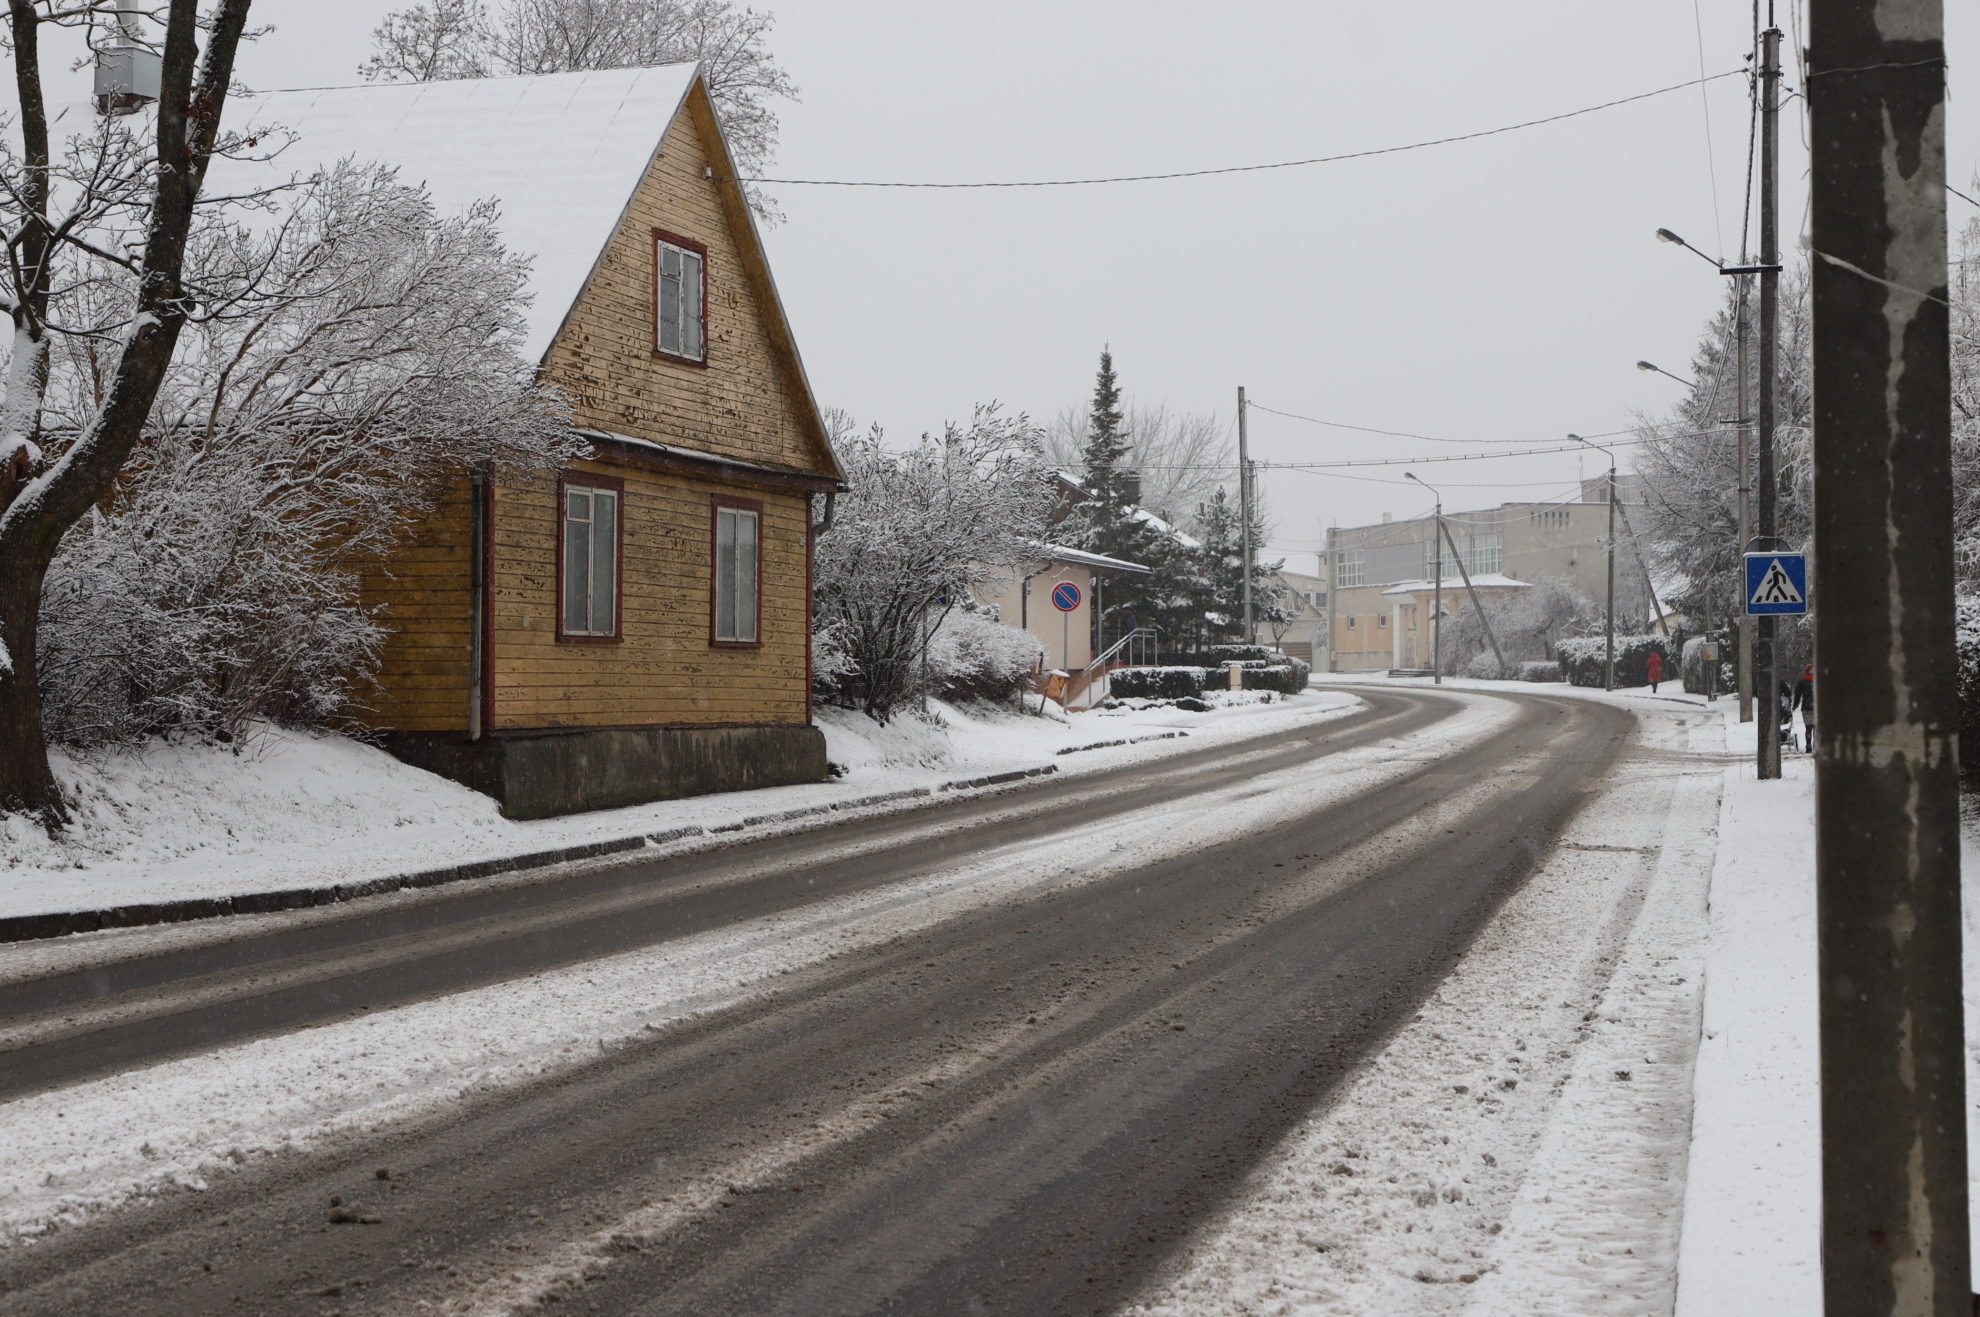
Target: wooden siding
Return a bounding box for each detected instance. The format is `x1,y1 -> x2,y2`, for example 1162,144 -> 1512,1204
488,459 -> 810,729
354,477 -> 475,733
542,92 -> 832,479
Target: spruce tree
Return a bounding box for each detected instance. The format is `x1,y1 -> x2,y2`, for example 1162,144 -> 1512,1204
1071,349 -> 1187,647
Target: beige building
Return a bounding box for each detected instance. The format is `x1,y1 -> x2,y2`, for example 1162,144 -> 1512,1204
1322,479 -> 1646,673
973,544 -> 1151,675
1267,567 -> 1329,666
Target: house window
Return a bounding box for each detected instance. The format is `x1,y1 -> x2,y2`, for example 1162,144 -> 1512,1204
560,477 -> 622,641
712,497 -> 761,645
1346,616 -> 1357,630
1337,550 -> 1365,588
1377,614 -> 1389,628
655,231 -> 706,362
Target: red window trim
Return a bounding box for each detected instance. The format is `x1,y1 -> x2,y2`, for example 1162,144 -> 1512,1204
555,473 -> 626,645
709,494 -> 765,649
653,228 -> 710,368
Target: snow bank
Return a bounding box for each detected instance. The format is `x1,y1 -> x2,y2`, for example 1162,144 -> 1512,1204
0,691 -> 1360,922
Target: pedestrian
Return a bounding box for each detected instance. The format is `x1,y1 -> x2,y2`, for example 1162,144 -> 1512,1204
1646,649 -> 1665,693
1793,662 -> 1815,752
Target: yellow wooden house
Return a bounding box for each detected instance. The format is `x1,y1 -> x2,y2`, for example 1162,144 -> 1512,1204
238,66 -> 842,817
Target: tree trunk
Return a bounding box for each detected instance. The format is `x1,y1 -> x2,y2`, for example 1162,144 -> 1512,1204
0,543 -> 59,822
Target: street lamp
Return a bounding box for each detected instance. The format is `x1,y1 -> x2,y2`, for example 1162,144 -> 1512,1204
1635,359 -> 1698,388
1654,226 -> 1723,269
1568,433 -> 1618,692
1658,222 -> 1766,726
1404,471 -> 1443,684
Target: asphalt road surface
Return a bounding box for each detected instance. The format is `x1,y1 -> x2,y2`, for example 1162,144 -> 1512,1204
0,686 -> 1633,1316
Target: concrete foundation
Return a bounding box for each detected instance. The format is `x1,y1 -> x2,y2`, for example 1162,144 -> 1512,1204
381,723 -> 829,821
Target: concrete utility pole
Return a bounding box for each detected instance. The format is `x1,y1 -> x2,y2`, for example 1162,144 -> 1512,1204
1735,279 -> 1754,723
1406,472 -> 1443,682
1237,386 -> 1254,644
1438,516 -> 1506,676
1755,22 -> 1783,780
1808,0 -> 1969,1310
1570,435 -> 1617,690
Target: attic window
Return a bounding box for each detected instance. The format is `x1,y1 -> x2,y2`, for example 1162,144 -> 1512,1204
655,231 -> 707,362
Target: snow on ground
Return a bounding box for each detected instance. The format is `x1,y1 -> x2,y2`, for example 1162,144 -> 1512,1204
0,691 -> 1520,1251
0,689 -> 1354,922
1123,690 -> 1722,1316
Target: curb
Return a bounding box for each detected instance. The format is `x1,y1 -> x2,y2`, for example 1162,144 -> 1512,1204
0,765 -> 1062,946
1055,731 -> 1189,756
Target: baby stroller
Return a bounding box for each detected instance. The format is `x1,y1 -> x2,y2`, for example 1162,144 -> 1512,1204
1777,681 -> 1797,752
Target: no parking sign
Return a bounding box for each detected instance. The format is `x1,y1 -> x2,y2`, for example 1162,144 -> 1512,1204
1051,581 -> 1082,612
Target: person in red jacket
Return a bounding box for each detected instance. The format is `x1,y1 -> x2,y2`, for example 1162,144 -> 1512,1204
1646,649 -> 1666,693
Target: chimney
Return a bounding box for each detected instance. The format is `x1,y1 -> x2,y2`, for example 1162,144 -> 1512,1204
1121,470 -> 1142,506
95,0 -> 161,116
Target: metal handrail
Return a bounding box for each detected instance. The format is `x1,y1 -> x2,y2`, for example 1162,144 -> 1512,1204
1075,626 -> 1162,700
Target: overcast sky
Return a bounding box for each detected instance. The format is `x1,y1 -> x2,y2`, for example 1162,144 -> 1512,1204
55,3 -> 1980,570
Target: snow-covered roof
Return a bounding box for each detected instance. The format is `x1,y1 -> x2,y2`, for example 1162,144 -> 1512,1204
1379,573 -> 1532,596
1040,543 -> 1151,574
1132,507 -> 1202,550
221,65 -> 700,362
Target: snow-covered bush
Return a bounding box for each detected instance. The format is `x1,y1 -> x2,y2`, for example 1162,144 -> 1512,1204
1557,634 -> 1673,688
1110,666 -> 1209,700
1239,659 -> 1310,695
926,610 -> 1042,704
35,165 -> 577,745
812,407 -> 1056,722
1439,576 -> 1601,677
1518,660 -> 1562,682
1201,643 -> 1279,665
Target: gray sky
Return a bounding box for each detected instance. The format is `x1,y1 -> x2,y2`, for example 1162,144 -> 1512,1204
109,3 -> 1980,569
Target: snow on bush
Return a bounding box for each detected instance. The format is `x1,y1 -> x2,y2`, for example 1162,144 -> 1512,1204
1680,634 -> 1736,696
926,610 -> 1042,704
34,164 -> 577,746
1957,593 -> 1980,772
1556,634 -> 1673,688
1109,667 -> 1209,700
812,407 -> 1055,722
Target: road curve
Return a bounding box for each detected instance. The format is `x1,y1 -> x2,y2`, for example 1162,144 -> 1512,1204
0,687 -> 1633,1316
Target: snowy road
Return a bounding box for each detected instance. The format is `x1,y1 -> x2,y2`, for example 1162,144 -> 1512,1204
0,687 -> 1639,1315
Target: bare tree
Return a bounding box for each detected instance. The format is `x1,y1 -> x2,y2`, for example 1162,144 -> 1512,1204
35,163 -> 578,746
1045,399 -> 1229,526
362,0 -> 797,221
813,407 -> 1055,722
0,0 -> 258,823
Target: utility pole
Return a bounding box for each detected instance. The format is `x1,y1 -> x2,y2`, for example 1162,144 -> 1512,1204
1571,435 -> 1618,690
1404,471 -> 1444,682
1808,0 -> 1968,1310
1755,21 -> 1783,780
1238,386 -> 1254,644
1735,278 -> 1754,723
1439,517 -> 1506,676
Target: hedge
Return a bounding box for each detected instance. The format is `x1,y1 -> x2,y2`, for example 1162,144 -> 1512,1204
1680,634 -> 1736,696
1555,633 -> 1673,688
1108,666 -> 1208,699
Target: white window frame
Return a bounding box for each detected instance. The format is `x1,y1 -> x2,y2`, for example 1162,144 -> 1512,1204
712,501 -> 761,645
655,233 -> 706,362
560,481 -> 620,639
1336,550 -> 1365,588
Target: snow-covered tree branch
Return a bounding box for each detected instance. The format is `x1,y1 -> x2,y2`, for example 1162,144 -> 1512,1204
813,407 -> 1055,722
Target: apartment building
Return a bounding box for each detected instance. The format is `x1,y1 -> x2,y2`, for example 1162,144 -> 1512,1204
1321,478 -> 1644,673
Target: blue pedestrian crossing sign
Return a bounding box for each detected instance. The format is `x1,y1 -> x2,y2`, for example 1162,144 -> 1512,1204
1744,552 -> 1808,615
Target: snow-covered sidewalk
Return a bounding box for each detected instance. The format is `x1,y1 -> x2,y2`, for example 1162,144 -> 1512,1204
0,690 -> 1356,925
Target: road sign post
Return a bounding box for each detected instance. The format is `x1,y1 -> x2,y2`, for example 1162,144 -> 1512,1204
1744,552 -> 1808,617
1051,581 -> 1082,678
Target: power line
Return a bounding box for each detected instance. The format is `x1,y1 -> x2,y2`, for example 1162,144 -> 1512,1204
1694,0 -> 1729,258
1245,400 -> 1640,448
725,70 -> 1745,189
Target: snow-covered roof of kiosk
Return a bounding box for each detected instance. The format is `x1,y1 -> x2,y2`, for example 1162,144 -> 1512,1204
1379,573 -> 1532,595
223,65 -> 701,362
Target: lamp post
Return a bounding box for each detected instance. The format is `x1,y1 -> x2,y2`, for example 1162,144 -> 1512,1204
1657,224 -> 1778,726
1404,471 -> 1442,683
1569,434 -> 1618,691
1635,359 -> 1698,389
